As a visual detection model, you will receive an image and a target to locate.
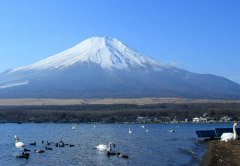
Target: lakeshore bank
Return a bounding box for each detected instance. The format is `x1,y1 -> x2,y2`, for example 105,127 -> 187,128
201,139 -> 240,166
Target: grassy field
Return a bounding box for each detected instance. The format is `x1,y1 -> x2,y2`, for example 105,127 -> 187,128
0,97 -> 240,106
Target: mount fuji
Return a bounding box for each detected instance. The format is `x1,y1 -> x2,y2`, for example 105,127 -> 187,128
0,37 -> 240,99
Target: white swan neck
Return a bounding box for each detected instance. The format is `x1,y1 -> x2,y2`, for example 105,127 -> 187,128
234,124 -> 238,139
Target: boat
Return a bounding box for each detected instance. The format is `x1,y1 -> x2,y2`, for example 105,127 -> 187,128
196,128 -> 240,138
195,130 -> 216,138
215,128 -> 240,137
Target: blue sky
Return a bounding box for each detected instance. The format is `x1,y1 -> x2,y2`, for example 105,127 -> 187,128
0,0 -> 239,84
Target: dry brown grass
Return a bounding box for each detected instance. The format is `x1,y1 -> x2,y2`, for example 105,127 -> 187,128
0,97 -> 240,106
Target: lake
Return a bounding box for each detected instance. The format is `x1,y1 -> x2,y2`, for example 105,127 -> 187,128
0,123 -> 235,166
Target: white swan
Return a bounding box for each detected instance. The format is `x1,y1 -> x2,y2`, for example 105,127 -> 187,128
72,126 -> 75,130
106,142 -> 116,155
96,142 -> 115,151
15,135 -> 25,148
221,123 -> 238,142
129,128 -> 132,134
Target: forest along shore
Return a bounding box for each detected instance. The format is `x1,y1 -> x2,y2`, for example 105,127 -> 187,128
201,139 -> 240,166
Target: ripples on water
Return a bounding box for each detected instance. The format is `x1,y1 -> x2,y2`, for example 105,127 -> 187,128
0,123 -> 234,166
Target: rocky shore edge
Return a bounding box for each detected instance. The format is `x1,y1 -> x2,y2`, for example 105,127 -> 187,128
201,139 -> 240,166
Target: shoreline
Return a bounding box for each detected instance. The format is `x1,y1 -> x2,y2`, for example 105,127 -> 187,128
0,97 -> 240,106
201,139 -> 240,166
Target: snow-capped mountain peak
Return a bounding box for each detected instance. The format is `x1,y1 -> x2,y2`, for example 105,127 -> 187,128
7,37 -> 169,74
1,37 -> 240,100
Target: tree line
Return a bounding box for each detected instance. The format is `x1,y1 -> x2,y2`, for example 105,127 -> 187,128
0,102 -> 240,123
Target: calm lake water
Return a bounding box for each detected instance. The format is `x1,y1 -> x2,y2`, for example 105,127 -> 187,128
0,123 -> 235,166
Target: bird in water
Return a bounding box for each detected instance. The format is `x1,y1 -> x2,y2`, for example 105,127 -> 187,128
106,143 -> 116,155
96,142 -> 115,151
16,153 -> 29,159
30,142 -> 36,145
59,143 -> 65,147
116,152 -> 129,158
35,149 -> 45,153
45,146 -> 53,150
129,128 -> 132,134
22,152 -> 30,157
15,135 -> 25,148
221,123 -> 238,142
24,148 -> 31,151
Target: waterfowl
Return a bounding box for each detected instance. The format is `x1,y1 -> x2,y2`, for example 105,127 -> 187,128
16,154 -> 29,159
106,142 -> 116,155
70,144 -> 75,147
47,141 -> 50,145
42,140 -> 44,144
24,148 -> 31,151
15,135 -> 25,148
16,152 -> 30,159
221,123 -> 238,142
22,152 -> 30,157
95,144 -> 107,150
55,143 -> 59,147
129,128 -> 132,134
116,152 -> 129,158
45,146 -> 53,150
106,151 -> 116,155
30,142 -> 36,145
96,142 -> 115,151
59,143 -> 65,147
35,149 -> 45,153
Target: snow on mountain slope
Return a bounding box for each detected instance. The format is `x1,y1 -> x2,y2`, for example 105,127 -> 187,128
0,80 -> 28,89
7,37 -> 171,74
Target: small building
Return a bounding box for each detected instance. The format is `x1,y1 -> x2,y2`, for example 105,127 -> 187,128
200,117 -> 208,123
193,117 -> 200,123
219,116 -> 231,122
172,118 -> 178,123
